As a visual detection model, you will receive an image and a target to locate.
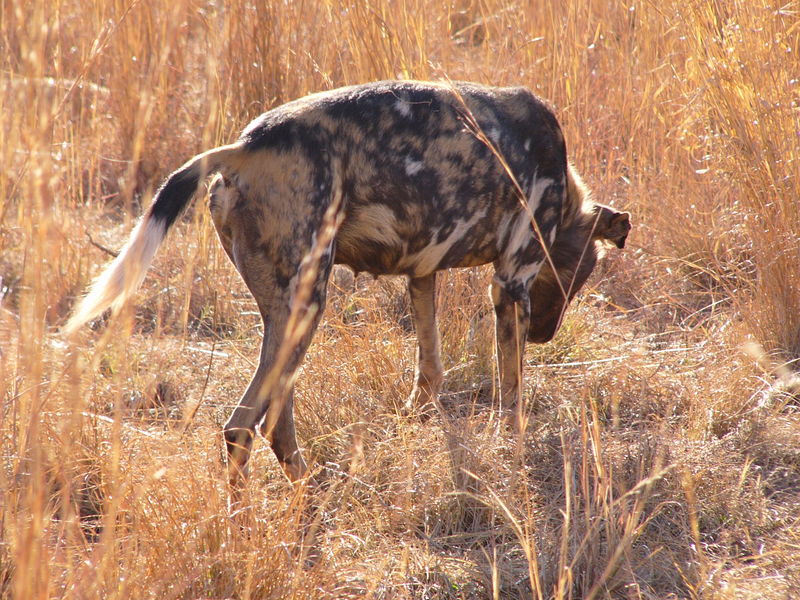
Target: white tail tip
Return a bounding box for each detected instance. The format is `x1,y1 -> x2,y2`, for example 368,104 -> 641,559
64,217 -> 167,334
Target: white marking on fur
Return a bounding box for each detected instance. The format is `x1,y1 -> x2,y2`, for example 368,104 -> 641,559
506,177 -> 554,256
515,259 -> 545,283
490,279 -> 502,306
528,176 -> 553,209
395,99 -> 411,117
524,138 -> 531,152
497,213 -> 513,243
488,127 -> 501,144
401,208 -> 487,276
502,222 -> 524,257
64,217 -> 168,333
404,157 -> 424,176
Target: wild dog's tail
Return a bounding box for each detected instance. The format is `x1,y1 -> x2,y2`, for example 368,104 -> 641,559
64,143 -> 245,333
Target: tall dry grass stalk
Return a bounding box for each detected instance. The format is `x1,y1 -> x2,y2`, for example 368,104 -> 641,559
675,2 -> 800,359
2,0 -> 800,598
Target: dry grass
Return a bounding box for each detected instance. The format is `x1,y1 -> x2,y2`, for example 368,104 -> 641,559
3,0 -> 800,598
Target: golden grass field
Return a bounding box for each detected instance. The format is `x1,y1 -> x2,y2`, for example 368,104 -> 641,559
2,1 -> 800,598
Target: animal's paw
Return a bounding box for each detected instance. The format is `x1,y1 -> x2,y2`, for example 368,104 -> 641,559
402,387 -> 438,420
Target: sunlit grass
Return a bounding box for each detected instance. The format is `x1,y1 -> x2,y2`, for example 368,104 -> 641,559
2,0 -> 800,598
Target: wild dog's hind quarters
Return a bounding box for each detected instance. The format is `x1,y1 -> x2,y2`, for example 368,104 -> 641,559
65,80 -> 631,499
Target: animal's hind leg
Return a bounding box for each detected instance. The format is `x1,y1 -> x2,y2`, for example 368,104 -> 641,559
221,228 -> 333,505
224,322 -> 288,492
259,251 -> 332,483
260,387 -> 305,481
406,273 -> 443,412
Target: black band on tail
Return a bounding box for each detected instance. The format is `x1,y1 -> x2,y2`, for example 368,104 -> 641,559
148,163 -> 202,230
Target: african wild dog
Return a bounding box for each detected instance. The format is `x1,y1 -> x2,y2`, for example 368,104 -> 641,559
66,80 -> 630,496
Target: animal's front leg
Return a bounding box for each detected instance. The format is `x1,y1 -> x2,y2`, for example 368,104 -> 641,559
406,273 -> 443,413
491,279 -> 531,420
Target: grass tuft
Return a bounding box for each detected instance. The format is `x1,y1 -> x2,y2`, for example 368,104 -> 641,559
3,1 -> 800,597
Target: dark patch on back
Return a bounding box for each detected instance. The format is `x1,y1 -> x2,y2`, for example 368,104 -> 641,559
241,116 -> 333,206
236,81 -> 578,280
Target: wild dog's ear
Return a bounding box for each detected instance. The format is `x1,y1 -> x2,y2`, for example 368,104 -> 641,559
592,204 -> 631,249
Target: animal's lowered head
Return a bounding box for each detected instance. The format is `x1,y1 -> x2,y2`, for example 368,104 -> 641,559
527,202 -> 630,344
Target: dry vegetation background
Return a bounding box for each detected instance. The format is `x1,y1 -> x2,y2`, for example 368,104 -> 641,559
2,0 -> 800,598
